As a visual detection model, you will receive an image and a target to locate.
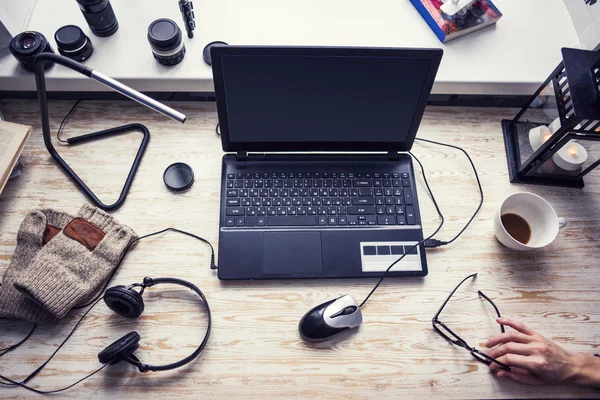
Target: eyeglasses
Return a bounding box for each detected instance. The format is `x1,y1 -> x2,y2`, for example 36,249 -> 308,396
432,273 -> 511,371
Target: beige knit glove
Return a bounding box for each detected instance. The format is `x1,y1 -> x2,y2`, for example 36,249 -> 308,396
14,205 -> 138,320
0,209 -> 74,324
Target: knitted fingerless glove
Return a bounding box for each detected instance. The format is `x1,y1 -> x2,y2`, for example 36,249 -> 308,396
0,209 -> 74,324
14,205 -> 138,319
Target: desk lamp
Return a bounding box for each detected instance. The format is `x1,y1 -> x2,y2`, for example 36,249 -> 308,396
34,53 -> 186,211
501,48 -> 600,188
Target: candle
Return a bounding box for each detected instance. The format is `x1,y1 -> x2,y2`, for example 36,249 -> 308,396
552,141 -> 588,171
548,118 -> 561,134
528,125 -> 553,151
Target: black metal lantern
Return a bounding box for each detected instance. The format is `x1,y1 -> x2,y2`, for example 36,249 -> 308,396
502,48 -> 600,188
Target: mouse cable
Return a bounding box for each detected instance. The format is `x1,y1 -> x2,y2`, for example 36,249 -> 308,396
359,151 -> 445,308
359,139 -> 483,308
414,137 -> 483,246
215,123 -> 221,136
0,228 -> 216,390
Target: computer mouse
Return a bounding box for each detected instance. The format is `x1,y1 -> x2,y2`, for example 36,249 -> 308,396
298,295 -> 363,342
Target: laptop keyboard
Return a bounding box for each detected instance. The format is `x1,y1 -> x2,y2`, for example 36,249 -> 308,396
223,171 -> 418,228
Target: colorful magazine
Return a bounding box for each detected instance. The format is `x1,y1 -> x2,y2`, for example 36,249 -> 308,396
410,0 -> 503,43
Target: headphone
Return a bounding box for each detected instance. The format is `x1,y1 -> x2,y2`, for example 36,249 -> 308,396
98,276 -> 211,373
0,228 -> 215,394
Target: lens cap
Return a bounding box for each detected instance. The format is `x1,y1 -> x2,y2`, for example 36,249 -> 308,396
163,162 -> 194,192
55,25 -> 86,51
203,41 -> 228,66
148,18 -> 181,51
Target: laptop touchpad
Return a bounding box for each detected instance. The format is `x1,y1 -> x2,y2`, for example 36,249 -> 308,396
262,232 -> 323,274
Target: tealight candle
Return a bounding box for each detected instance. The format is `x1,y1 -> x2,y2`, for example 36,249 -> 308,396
548,118 -> 561,134
552,141 -> 588,171
528,125 -> 553,151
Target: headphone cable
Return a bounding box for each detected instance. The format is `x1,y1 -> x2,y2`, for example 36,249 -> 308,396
0,228 -> 216,392
0,325 -> 36,358
0,297 -> 103,391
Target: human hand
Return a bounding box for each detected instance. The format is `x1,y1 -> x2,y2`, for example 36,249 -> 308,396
485,318 -> 581,385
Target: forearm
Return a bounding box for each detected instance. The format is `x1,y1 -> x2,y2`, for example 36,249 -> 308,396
569,353 -> 600,388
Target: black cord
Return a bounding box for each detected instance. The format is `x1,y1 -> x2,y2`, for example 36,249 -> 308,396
0,297 -> 103,390
0,325 -> 36,358
73,227 -> 217,310
0,227 -> 215,392
0,365 -> 106,394
359,140 -> 483,308
56,99 -> 86,143
359,152 -> 445,308
215,123 -> 221,136
414,138 -> 483,245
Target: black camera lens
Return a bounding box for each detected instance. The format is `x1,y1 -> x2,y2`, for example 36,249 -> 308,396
147,18 -> 186,66
9,31 -> 55,72
76,0 -> 118,37
55,25 -> 94,62
20,36 -> 36,49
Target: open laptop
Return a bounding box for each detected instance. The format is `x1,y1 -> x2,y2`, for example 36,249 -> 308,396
211,46 -> 443,280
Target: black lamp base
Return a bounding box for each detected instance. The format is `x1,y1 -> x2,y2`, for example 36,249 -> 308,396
501,119 -> 584,189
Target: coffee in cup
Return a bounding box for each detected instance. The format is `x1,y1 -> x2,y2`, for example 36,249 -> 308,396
494,193 -> 566,251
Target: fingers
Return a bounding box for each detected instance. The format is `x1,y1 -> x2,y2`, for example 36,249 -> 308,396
496,369 -> 546,386
489,354 -> 533,371
486,331 -> 533,348
487,342 -> 536,359
496,318 -> 536,335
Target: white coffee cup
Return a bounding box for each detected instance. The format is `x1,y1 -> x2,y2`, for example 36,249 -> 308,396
494,192 -> 567,251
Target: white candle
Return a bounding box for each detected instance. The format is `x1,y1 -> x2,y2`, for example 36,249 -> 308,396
529,125 -> 553,151
548,118 -> 561,134
552,141 -> 588,171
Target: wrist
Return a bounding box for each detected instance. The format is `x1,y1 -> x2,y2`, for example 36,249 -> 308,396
568,352 -> 600,387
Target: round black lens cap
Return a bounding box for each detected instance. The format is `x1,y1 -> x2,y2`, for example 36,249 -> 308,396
203,41 -> 228,66
55,25 -> 86,51
163,162 -> 194,192
148,18 -> 181,50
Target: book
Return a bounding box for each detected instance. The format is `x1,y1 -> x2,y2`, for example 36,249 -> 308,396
0,120 -> 32,194
9,157 -> 22,180
410,0 -> 503,43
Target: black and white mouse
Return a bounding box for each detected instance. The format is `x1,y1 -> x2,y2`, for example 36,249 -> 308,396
298,295 -> 363,342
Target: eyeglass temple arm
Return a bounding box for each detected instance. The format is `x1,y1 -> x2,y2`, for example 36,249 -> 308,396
478,290 -> 505,333
432,273 -> 478,323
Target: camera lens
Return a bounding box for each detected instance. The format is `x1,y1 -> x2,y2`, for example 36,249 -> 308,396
19,36 -> 36,49
76,0 -> 119,37
9,31 -> 55,72
147,19 -> 186,66
55,25 -> 94,62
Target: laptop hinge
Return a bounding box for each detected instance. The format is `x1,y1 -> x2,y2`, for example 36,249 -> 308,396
236,151 -> 248,161
388,151 -> 400,161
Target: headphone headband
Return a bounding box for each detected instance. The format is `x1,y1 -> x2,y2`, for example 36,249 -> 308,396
128,277 -> 211,373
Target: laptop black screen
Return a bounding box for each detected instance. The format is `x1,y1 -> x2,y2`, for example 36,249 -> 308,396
212,47 -> 443,152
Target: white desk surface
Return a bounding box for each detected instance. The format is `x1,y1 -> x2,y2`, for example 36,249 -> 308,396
0,0 -> 582,95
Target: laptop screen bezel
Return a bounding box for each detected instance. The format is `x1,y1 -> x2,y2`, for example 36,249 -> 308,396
211,46 -> 443,153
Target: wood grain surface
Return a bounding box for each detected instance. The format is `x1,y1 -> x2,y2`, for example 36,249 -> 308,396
0,99 -> 599,399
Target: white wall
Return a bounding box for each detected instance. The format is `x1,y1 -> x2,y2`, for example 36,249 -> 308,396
564,0 -> 600,50
0,0 -> 37,48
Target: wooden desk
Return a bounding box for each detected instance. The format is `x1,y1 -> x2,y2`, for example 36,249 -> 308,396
0,99 -> 599,399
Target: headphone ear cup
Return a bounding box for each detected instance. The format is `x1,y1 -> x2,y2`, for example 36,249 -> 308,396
104,285 -> 145,318
98,331 -> 141,365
